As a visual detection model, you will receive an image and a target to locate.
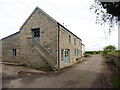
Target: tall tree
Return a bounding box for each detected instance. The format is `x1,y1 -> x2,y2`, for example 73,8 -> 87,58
90,0 -> 119,33
104,45 -> 116,52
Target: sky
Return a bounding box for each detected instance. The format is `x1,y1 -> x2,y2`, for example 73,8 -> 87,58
0,0 -> 118,51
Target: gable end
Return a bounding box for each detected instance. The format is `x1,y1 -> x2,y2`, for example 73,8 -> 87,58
20,6 -> 57,30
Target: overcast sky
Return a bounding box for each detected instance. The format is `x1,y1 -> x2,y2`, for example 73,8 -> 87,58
0,0 -> 118,51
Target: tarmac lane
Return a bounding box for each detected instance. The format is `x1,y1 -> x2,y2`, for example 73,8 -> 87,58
2,54 -> 114,88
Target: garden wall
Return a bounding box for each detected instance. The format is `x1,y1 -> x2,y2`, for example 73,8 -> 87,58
106,54 -> 120,73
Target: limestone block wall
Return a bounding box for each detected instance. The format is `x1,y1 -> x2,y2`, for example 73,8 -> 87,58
82,44 -> 85,57
20,8 -> 58,67
0,40 -> 2,62
2,32 -> 20,63
59,25 -> 82,68
107,54 -> 120,74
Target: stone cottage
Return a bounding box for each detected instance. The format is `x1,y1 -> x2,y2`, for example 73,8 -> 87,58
82,44 -> 85,57
2,7 -> 85,70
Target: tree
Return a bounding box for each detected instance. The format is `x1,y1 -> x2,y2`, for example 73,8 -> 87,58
90,0 -> 119,33
104,45 -> 116,52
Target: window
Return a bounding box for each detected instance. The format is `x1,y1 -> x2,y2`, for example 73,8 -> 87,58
12,49 -> 17,57
32,28 -> 40,42
65,49 -> 70,57
61,49 -> 64,59
74,38 -> 76,45
32,28 -> 40,37
78,49 -> 80,54
69,35 -> 71,43
74,49 -> 78,56
77,49 -> 79,56
74,49 -> 76,56
79,41 -> 81,46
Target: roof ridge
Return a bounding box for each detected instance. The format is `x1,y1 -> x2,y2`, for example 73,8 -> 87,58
20,6 -> 57,30
37,7 -> 57,23
1,31 -> 20,40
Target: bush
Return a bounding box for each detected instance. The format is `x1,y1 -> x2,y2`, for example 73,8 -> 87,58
76,57 -> 81,61
109,50 -> 120,56
102,51 -> 108,56
113,77 -> 120,88
85,51 -> 96,55
35,66 -> 51,71
104,45 -> 116,52
84,54 -> 90,57
85,51 -> 102,55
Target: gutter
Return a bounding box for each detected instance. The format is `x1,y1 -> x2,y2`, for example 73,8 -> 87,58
57,23 -> 60,68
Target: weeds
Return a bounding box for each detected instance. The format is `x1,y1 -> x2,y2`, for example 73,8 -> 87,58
112,77 -> 120,88
35,66 -> 51,71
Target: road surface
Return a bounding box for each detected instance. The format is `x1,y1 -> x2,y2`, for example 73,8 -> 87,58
2,54 -> 114,88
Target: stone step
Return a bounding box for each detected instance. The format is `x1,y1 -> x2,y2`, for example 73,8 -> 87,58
33,38 -> 58,70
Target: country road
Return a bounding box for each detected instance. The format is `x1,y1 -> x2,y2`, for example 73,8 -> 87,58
2,54 -> 114,88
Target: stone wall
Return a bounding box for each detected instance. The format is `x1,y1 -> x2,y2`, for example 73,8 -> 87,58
106,54 -> 120,73
20,8 -> 58,68
2,32 -> 20,63
1,7 -> 84,69
0,40 -> 2,62
82,44 -> 85,57
59,25 -> 82,68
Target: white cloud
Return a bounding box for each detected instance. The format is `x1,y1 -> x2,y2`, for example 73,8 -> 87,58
0,0 -> 118,51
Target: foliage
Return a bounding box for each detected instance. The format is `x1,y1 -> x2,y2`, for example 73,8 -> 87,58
103,45 -> 116,52
22,61 -> 51,71
113,77 -> 120,88
108,50 -> 120,56
76,57 -> 81,61
90,0 -> 119,33
102,50 -> 107,57
102,45 -> 117,58
85,51 -> 96,55
85,51 -> 102,55
84,54 -> 90,57
84,51 -> 103,57
102,45 -> 120,88
35,66 -> 51,71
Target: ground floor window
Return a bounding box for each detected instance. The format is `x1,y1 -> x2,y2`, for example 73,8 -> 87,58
74,49 -> 79,57
12,49 -> 17,57
61,49 -> 64,59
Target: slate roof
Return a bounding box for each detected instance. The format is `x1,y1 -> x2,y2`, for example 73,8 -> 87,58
1,31 -> 20,40
20,6 -> 82,41
2,7 -> 82,41
20,6 -> 57,30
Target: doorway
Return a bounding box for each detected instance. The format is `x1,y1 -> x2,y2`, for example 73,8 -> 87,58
64,49 -> 70,64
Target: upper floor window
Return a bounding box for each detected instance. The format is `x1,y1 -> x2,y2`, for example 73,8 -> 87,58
77,49 -> 79,56
32,28 -> 40,41
79,41 -> 81,46
69,35 -> 71,43
74,49 -> 76,56
32,28 -> 40,37
12,49 -> 17,57
74,38 -> 76,45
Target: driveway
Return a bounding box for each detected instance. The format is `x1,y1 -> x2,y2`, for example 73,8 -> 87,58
2,54 -> 114,88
